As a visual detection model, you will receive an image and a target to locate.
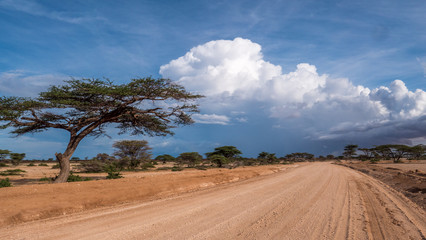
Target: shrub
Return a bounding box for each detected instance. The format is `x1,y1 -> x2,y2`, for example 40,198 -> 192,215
370,159 -> 379,164
104,164 -> 123,179
39,177 -> 53,182
38,163 -> 48,166
27,163 -> 36,166
0,178 -> 12,188
171,166 -> 183,171
0,162 -> 8,167
51,163 -> 60,169
141,162 -> 156,170
67,172 -> 91,182
81,160 -> 105,173
0,169 -> 26,176
156,167 -> 172,171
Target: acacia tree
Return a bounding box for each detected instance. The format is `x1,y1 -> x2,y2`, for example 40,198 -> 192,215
343,144 -> 358,159
0,78 -> 202,182
113,140 -> 152,169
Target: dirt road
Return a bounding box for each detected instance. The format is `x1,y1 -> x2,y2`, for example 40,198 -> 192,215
1,163 -> 425,239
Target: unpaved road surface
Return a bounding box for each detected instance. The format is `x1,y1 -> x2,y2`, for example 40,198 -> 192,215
1,163 -> 425,240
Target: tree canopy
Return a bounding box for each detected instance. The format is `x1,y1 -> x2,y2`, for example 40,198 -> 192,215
0,77 -> 203,182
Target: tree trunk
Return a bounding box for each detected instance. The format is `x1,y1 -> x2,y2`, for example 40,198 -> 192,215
53,135 -> 82,183
54,153 -> 71,183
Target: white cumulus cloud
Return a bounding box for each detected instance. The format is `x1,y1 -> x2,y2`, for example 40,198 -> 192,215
192,114 -> 230,125
160,38 -> 426,144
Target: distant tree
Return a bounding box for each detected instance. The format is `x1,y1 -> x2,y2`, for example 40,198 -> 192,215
81,153 -> 117,173
0,78 -> 202,182
0,149 -> 10,161
208,154 -> 229,168
155,154 -> 176,164
326,154 -> 334,159
113,140 -> 152,169
206,146 -> 242,159
285,152 -> 314,162
406,144 -> 426,160
358,148 -> 374,161
257,152 -> 278,164
10,153 -> 25,166
343,144 -> 358,159
177,152 -> 202,167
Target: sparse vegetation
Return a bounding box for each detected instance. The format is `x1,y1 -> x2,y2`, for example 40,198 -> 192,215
0,178 -> 12,188
0,169 -> 26,176
27,163 -> 36,166
38,163 -> 48,166
67,172 -> 91,182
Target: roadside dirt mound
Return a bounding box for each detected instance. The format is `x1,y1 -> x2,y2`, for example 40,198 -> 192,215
0,165 -> 290,226
337,162 -> 426,209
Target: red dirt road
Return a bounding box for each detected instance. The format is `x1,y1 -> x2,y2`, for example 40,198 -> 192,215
1,163 -> 425,239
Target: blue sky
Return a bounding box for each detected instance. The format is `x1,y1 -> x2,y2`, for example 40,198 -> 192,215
0,0 -> 425,159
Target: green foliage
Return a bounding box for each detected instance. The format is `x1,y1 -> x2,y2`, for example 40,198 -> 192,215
10,153 -> 25,166
113,140 -> 152,169
343,144 -> 358,159
171,166 -> 183,171
206,146 -> 242,159
155,154 -> 176,164
285,152 -> 314,162
257,152 -> 278,165
0,77 -> 202,183
177,152 -> 202,167
39,177 -> 53,182
67,172 -> 91,182
0,162 -> 8,167
104,164 -> 123,179
38,163 -> 48,166
0,169 -> 26,176
27,163 -> 36,166
208,154 -> 229,168
51,163 -> 60,169
0,149 -> 10,161
140,162 -> 155,170
0,178 -> 12,188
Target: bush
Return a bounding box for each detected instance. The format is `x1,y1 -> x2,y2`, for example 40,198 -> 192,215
0,178 -> 12,188
67,172 -> 91,182
39,177 -> 53,182
0,169 -> 26,176
370,159 -> 379,164
104,164 -> 123,179
156,167 -> 172,171
27,163 -> 36,166
0,162 -> 8,167
38,163 -> 48,166
171,166 -> 183,171
51,163 -> 60,169
81,160 -> 105,173
141,162 -> 155,170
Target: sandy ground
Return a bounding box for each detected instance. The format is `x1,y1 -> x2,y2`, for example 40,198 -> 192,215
1,162 -> 425,240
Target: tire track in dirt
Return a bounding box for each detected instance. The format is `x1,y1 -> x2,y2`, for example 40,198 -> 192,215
1,163 -> 425,240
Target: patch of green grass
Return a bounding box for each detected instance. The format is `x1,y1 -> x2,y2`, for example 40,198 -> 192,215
39,177 -> 53,182
38,163 -> 48,166
0,178 -> 12,188
0,169 -> 26,176
67,173 -> 91,182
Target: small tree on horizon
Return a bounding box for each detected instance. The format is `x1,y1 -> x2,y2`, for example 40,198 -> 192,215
343,144 -> 358,159
113,140 -> 152,169
10,153 -> 25,166
0,77 -> 202,182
